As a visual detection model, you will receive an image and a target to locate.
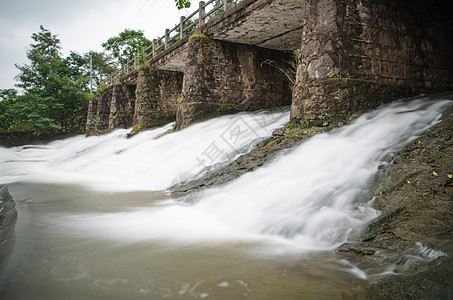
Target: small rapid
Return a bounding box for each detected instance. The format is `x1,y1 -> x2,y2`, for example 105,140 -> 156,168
40,97 -> 452,253
0,108 -> 289,191
1,95 -> 452,299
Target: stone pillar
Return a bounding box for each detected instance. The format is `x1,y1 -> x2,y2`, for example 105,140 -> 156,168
291,0 -> 453,127
177,34 -> 291,129
123,84 -> 136,128
108,84 -> 135,131
94,89 -> 112,134
85,96 -> 98,135
133,65 -> 183,132
291,0 -> 347,126
160,71 -> 183,121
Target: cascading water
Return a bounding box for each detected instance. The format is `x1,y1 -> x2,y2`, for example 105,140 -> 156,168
0,96 -> 451,299
43,98 -> 452,250
0,109 -> 290,191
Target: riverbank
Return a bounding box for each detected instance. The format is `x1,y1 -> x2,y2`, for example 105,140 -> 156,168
0,131 -> 80,148
339,102 -> 453,299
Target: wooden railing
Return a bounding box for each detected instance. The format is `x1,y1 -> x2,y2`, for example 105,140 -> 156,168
101,0 -> 235,88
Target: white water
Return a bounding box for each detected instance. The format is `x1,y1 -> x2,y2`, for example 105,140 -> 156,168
1,96 -> 452,299
0,109 -> 289,191
1,97 -> 451,254
40,98 -> 450,254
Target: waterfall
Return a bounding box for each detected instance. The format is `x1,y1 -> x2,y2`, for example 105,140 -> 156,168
0,108 -> 289,191
1,97 -> 450,255
1,96 -> 452,300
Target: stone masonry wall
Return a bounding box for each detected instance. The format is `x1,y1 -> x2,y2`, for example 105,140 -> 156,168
133,66 -> 183,132
291,0 -> 453,127
85,96 -> 99,135
108,84 -> 135,131
87,0 -> 452,133
94,89 -> 112,134
177,35 -> 292,129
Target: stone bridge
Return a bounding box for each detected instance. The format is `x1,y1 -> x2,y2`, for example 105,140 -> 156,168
87,0 -> 453,135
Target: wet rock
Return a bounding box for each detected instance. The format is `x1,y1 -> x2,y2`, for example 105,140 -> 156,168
272,128 -> 284,136
0,186 -> 17,261
337,105 -> 453,298
367,257 -> 453,300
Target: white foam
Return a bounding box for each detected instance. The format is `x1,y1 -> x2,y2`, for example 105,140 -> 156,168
0,109 -> 289,191
33,98 -> 452,254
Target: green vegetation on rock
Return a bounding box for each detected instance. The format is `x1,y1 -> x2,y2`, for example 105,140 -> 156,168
189,33 -> 211,44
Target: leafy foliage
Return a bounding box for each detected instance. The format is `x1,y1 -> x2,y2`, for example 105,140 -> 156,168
72,51 -> 116,88
0,26 -> 94,135
207,0 -> 240,20
102,29 -> 152,65
175,0 -> 191,10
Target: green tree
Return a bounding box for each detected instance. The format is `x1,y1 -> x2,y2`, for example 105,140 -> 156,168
65,51 -> 116,90
88,51 -> 116,87
175,0 -> 191,10
208,0 -> 240,20
175,0 -> 239,12
102,29 -> 152,65
0,89 -> 18,131
6,26 -> 89,135
15,26 -> 63,93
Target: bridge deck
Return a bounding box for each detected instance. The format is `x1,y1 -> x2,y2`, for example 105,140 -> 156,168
105,0 -> 304,86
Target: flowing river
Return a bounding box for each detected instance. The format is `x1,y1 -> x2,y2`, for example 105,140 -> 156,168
0,96 -> 451,299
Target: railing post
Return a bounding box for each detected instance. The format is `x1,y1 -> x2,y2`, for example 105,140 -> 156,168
165,29 -> 170,49
152,39 -> 156,57
224,0 -> 232,11
180,16 -> 186,39
199,1 -> 205,28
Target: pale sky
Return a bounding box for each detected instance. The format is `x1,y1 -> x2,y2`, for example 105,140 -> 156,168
0,0 -> 198,91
